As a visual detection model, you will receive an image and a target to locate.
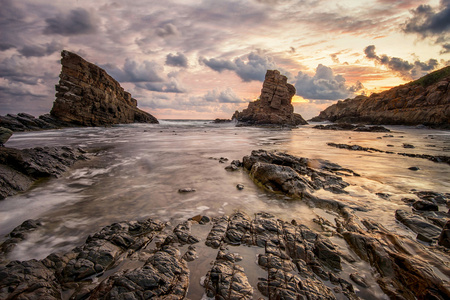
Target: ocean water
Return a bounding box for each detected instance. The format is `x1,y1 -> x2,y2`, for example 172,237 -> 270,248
1,120 -> 449,298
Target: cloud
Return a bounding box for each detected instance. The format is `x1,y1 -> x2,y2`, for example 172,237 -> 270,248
44,8 -> 97,36
106,59 -> 164,83
165,52 -> 188,68
200,52 -> 277,82
364,45 -> 439,79
403,0 -> 450,52
294,64 -> 362,101
18,41 -> 62,57
103,59 -> 185,93
204,88 -> 244,103
156,23 -> 179,37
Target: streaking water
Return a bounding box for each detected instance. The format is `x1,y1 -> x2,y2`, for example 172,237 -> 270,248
0,120 -> 449,270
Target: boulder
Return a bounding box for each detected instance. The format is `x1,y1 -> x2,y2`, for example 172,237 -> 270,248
232,70 -> 307,126
310,66 -> 450,128
50,50 -> 158,126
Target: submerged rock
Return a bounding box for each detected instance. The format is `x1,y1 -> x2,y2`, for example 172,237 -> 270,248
314,123 -> 390,132
232,70 -> 307,126
0,146 -> 87,199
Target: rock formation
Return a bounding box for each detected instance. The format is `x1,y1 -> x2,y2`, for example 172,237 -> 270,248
232,70 -> 307,126
50,50 -> 158,126
0,146 -> 87,199
311,66 -> 450,128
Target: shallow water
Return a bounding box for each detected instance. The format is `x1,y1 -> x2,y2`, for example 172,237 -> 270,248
1,120 -> 449,297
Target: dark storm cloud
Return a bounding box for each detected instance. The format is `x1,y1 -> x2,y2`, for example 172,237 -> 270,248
200,52 -> 277,82
294,64 -> 362,101
364,45 -> 439,79
155,23 -> 179,37
44,8 -> 96,36
165,52 -> 188,68
18,41 -> 62,57
403,0 -> 450,52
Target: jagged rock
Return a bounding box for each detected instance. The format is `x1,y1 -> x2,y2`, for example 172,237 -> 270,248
50,50 -> 158,126
0,219 -> 42,260
395,209 -> 442,242
242,150 -> 357,200
438,221 -> 450,248
311,66 -> 450,128
203,250 -> 253,299
413,200 -> 439,211
89,245 -> 189,299
232,70 -> 307,126
0,146 -> 87,199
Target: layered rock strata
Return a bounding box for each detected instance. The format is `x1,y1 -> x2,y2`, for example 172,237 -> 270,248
0,113 -> 74,132
232,70 -> 307,126
0,146 -> 87,199
50,50 -> 158,126
311,66 -> 450,128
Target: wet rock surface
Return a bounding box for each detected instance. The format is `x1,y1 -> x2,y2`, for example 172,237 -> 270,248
314,123 -> 390,132
242,149 -> 359,200
0,113 -> 74,132
327,142 -> 450,165
232,70 -> 307,126
1,149 -> 449,300
0,146 -> 88,199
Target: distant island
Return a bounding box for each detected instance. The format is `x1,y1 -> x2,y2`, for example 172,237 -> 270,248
311,66 -> 450,129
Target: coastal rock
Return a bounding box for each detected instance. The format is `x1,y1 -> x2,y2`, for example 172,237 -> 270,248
0,146 -> 87,199
438,221 -> 450,248
232,70 -> 307,126
395,209 -> 442,242
314,123 -> 390,132
0,113 -> 73,132
50,50 -> 158,126
242,150 -> 358,200
311,66 -> 450,128
0,127 -> 13,146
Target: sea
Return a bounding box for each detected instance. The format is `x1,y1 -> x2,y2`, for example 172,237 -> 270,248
1,120 -> 449,298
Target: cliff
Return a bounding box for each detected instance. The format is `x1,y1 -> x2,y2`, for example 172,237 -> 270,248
232,70 -> 307,126
50,50 -> 158,126
311,66 -> 450,128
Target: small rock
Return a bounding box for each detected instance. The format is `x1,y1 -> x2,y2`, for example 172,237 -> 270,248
236,184 -> 244,190
350,272 -> 370,288
403,143 -> 415,148
413,200 -> 438,211
178,188 -> 196,193
438,221 -> 450,248
408,166 -> 420,171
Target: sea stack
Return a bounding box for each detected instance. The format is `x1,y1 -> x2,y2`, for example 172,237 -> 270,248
50,50 -> 158,126
232,70 -> 307,126
311,66 -> 450,128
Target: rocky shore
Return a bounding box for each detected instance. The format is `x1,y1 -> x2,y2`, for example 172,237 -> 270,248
0,146 -> 88,199
311,66 -> 450,128
1,149 -> 449,299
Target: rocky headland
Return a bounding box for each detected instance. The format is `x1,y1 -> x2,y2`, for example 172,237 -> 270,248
0,50 -> 158,132
311,66 -> 450,128
232,70 -> 307,126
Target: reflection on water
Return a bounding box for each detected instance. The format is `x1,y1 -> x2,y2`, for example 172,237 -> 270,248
0,120 -> 449,296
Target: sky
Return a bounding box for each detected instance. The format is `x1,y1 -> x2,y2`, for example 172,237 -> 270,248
1,0 -> 449,120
